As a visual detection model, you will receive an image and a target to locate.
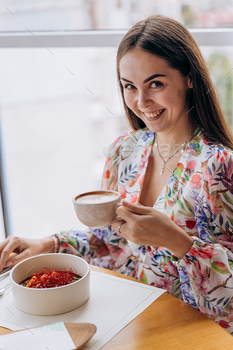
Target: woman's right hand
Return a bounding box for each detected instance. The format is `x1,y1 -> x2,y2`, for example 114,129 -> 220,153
0,236 -> 55,272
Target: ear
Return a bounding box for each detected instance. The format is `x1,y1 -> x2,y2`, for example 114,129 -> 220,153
187,74 -> 193,89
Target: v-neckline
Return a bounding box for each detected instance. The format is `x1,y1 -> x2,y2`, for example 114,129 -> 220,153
137,126 -> 200,208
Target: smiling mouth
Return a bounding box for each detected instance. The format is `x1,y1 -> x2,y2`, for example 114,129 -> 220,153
143,109 -> 165,118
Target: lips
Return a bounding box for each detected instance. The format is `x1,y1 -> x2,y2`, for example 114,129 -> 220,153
143,109 -> 165,121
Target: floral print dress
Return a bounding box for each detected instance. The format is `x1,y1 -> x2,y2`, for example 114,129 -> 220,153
55,126 -> 233,333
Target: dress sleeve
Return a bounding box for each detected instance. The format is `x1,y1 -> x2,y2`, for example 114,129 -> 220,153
53,133 -> 132,272
174,150 -> 233,331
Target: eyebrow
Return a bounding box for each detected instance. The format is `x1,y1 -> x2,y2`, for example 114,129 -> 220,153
120,73 -> 166,84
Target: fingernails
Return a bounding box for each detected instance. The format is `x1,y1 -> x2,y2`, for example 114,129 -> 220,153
5,261 -> 13,267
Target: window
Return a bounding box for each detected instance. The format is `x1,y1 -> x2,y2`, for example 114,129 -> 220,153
2,0 -> 233,31
1,2 -> 233,239
0,47 -> 124,238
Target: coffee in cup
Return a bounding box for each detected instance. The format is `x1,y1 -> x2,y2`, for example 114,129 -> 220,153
73,190 -> 121,229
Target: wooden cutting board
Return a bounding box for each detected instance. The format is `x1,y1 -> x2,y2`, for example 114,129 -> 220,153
65,323 -> 97,349
0,322 -> 97,350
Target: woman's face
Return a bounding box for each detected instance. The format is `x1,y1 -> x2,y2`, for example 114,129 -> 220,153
119,48 -> 193,134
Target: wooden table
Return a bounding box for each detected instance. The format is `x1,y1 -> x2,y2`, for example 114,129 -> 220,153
0,265 -> 233,349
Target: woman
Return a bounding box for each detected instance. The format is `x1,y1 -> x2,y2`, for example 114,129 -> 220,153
1,15 -> 233,332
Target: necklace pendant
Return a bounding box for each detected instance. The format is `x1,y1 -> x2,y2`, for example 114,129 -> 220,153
160,164 -> 165,175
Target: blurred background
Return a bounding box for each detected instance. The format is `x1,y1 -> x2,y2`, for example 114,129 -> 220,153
2,0 -> 233,30
0,0 -> 233,240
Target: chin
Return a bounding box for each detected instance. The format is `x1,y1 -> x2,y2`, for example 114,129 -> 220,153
144,123 -> 165,134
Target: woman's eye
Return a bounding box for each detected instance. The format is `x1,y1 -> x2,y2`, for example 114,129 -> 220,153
151,81 -> 162,88
124,84 -> 135,90
123,81 -> 162,90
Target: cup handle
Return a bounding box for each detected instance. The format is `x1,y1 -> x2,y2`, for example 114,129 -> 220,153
109,215 -> 122,226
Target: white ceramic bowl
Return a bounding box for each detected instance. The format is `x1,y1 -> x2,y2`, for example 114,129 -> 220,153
10,253 -> 90,316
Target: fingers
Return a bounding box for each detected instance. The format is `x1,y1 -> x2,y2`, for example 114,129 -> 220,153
116,200 -> 151,223
111,220 -> 137,244
3,248 -> 31,269
110,215 -> 122,226
0,236 -> 22,271
122,200 -> 151,214
0,237 -> 13,271
116,205 -> 132,223
111,219 -> 125,233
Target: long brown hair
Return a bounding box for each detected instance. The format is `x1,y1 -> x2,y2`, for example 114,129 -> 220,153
116,15 -> 233,149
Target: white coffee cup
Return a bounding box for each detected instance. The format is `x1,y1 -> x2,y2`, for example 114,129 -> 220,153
73,190 -> 121,229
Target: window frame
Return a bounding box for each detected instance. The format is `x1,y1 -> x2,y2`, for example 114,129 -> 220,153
0,28 -> 233,48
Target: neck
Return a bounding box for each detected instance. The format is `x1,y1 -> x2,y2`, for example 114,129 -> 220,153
155,121 -> 196,149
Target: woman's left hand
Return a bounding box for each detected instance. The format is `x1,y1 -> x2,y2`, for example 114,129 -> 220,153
111,200 -> 193,259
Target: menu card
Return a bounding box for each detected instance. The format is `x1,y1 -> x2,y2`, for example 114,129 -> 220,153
0,322 -> 76,350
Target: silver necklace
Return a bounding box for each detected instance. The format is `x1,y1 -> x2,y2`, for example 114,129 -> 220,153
155,130 -> 194,175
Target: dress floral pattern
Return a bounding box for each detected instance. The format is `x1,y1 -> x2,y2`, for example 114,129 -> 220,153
55,126 -> 233,333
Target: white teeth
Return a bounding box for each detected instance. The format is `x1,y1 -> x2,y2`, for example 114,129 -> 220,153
144,109 -> 164,118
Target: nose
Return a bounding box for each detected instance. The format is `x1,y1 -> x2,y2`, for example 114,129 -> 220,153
137,90 -> 153,110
